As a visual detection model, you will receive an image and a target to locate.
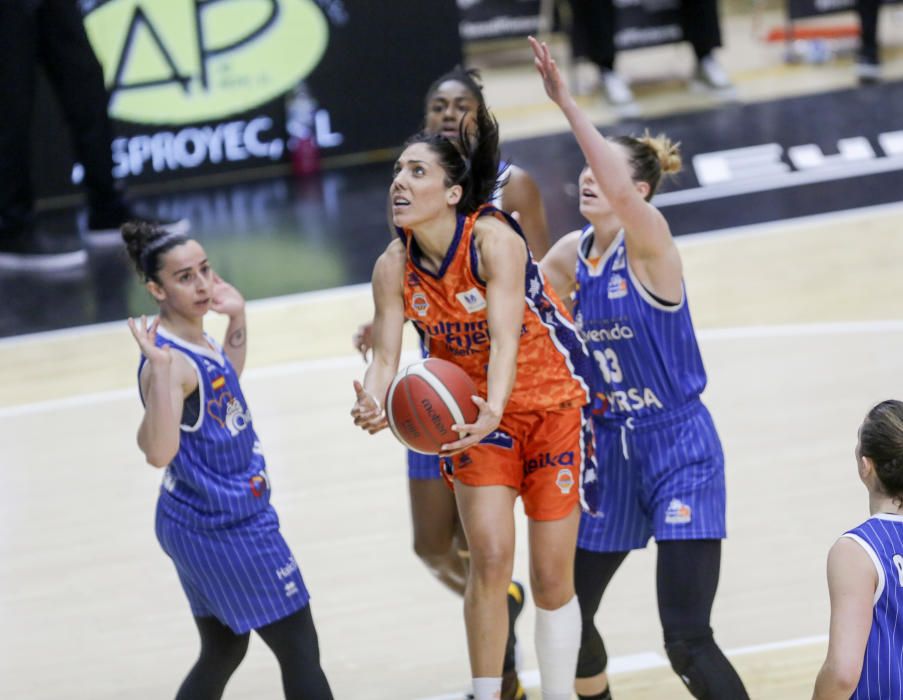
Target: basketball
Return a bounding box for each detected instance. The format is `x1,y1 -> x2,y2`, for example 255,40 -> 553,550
385,358 -> 480,454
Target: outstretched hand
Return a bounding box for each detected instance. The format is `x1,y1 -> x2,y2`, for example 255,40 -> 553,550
128,315 -> 171,366
528,36 -> 570,106
351,380 -> 387,434
439,395 -> 501,456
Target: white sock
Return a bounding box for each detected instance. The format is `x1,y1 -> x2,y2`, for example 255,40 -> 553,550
534,595 -> 581,700
471,677 -> 502,700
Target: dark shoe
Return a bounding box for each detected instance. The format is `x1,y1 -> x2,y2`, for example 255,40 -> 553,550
86,203 -> 190,243
500,580 -> 526,699
464,673 -> 524,700
501,668 -> 526,700
0,227 -> 87,271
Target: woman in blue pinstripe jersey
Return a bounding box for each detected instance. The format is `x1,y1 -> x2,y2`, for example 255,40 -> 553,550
124,222 -> 332,700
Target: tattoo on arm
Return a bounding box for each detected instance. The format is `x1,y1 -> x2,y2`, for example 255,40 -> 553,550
228,326 -> 246,348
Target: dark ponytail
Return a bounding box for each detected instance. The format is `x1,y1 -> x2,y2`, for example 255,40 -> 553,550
404,103 -> 502,215
121,221 -> 188,283
860,400 -> 903,500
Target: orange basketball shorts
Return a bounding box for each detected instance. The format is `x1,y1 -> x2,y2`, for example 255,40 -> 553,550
444,407 -> 586,521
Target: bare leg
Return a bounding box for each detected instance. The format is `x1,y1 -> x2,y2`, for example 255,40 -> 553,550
528,505 -> 579,609
529,505 -> 582,698
409,478 -> 468,595
455,482 -> 518,677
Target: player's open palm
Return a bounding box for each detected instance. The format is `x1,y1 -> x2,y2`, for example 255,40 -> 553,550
441,395 -> 501,455
351,380 -> 387,434
128,316 -> 171,367
210,273 -> 245,318
528,36 -> 569,106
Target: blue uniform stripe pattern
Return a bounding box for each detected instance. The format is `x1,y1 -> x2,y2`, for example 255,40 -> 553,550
574,227 -> 706,419
846,514 -> 903,699
574,226 -> 726,551
138,327 -> 309,633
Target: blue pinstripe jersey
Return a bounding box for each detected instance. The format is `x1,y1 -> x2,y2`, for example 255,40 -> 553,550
138,326 -> 271,528
844,514 -> 903,699
574,227 -> 707,421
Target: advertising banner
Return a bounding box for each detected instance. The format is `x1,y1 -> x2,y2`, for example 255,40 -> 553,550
613,0 -> 682,50
33,0 -> 462,198
458,0 -> 682,48
457,0 -> 544,41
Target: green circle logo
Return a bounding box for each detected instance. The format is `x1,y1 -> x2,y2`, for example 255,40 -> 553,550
84,0 -> 329,125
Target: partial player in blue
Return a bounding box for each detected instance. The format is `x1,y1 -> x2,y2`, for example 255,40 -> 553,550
814,400 -> 903,699
351,66 -> 551,700
123,222 -> 332,700
532,37 -> 747,700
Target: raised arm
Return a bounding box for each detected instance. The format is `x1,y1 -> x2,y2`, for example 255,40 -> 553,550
529,37 -> 682,299
130,317 -> 196,468
812,537 -> 876,699
442,217 -> 526,453
352,240 -> 407,434
501,165 -> 551,260
539,230 -> 581,307
210,274 -> 248,375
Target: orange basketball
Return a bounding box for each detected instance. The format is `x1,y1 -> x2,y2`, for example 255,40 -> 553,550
385,358 -> 480,455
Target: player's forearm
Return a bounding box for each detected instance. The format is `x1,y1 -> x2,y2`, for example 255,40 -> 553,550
363,354 -> 398,408
485,338 -> 517,415
812,662 -> 860,699
138,365 -> 180,467
223,311 -> 248,376
558,98 -> 636,203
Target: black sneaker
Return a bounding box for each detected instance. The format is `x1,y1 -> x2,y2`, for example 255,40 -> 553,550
86,204 -> 190,243
0,227 -> 87,271
502,580 -> 526,699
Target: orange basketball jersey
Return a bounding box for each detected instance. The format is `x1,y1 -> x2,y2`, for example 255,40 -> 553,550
399,206 -> 592,414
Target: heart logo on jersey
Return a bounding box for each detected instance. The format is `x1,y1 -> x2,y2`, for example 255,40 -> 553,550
206,391 -> 235,428
207,394 -> 252,437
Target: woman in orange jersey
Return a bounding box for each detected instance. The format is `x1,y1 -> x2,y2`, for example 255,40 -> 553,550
351,105 -> 597,700
352,67 -> 548,699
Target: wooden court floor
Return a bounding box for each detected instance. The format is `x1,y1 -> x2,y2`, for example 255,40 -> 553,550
1,203 -> 902,699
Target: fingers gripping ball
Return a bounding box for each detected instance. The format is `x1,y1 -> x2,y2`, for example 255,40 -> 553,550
385,359 -> 479,454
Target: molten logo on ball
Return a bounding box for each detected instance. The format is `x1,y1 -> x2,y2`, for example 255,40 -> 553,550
385,359 -> 479,455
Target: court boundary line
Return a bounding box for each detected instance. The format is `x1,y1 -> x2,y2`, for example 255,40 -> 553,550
415,634 -> 829,700
2,200 -> 903,348
3,319 -> 903,419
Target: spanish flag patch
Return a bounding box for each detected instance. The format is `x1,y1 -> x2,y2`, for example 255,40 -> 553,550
211,376 -> 226,391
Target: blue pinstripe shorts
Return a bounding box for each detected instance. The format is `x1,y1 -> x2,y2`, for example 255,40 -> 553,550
407,450 -> 442,480
156,503 -> 310,634
578,400 -> 727,552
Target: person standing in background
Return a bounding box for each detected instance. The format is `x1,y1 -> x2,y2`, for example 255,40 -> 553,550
566,0 -> 733,112
0,0 -> 187,271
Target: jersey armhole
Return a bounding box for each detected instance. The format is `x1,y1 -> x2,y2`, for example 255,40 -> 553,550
173,348 -> 205,433
625,262 -> 686,313
842,532 -> 885,605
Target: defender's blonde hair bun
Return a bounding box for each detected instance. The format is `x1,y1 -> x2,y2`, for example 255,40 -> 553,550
639,131 -> 682,175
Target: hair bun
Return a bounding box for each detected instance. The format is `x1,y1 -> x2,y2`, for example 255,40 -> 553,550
639,132 -> 682,175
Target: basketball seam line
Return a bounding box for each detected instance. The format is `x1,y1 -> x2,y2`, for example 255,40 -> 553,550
402,367 -> 443,454
407,362 -> 468,428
